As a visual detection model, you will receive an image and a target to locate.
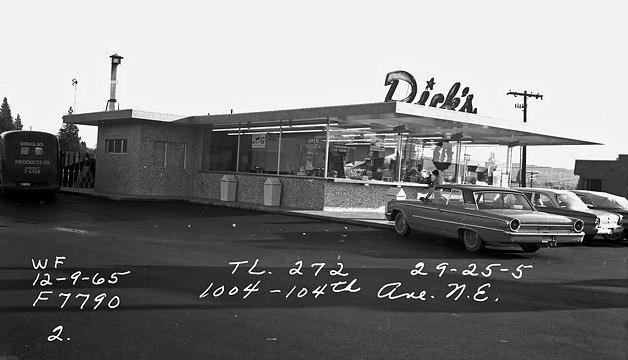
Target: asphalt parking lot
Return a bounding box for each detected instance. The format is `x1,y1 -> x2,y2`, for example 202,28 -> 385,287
0,193 -> 626,360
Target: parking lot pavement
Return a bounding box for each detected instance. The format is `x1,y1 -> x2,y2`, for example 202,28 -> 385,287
1,191 -> 627,360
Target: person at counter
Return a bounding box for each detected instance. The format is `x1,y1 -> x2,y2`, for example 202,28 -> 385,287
431,170 -> 444,186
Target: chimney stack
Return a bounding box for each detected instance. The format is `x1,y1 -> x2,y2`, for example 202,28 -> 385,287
107,53 -> 123,111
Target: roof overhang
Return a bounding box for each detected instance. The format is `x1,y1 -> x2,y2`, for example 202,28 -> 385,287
63,102 -> 600,146
177,102 -> 600,146
63,109 -> 186,126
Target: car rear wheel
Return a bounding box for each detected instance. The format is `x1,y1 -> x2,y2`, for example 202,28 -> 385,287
602,232 -> 623,242
520,244 -> 541,253
394,212 -> 411,236
462,230 -> 485,252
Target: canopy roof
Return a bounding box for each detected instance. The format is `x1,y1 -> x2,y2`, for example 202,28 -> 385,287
64,102 -> 600,146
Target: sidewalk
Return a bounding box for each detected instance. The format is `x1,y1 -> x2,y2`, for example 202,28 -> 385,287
59,188 -> 394,230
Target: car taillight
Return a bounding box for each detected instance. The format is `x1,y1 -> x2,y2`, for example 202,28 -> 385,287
509,218 -> 521,232
574,220 -> 584,232
595,217 -> 600,227
618,215 -> 623,226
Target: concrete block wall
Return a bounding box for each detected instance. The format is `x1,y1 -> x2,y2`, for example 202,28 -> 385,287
96,124 -> 143,194
194,172 -> 326,210
96,122 -> 198,197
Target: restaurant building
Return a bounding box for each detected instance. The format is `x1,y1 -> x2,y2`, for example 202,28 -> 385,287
574,154 -> 628,198
63,99 -> 597,211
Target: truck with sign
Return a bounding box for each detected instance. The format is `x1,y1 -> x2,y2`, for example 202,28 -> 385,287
0,130 -> 60,197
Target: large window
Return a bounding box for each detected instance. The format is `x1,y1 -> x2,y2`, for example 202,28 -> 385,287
201,125 -> 457,182
153,141 -> 186,168
106,139 -> 127,154
203,130 -> 332,176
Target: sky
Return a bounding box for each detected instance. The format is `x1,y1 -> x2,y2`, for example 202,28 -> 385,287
1,0 -> 626,169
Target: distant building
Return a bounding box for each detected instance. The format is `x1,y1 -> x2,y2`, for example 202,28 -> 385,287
574,154 -> 628,198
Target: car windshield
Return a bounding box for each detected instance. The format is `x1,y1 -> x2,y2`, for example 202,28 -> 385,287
556,192 -> 589,210
475,192 -> 533,210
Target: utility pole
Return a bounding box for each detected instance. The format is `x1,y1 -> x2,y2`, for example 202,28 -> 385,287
72,79 -> 78,112
506,90 -> 543,187
528,170 -> 539,187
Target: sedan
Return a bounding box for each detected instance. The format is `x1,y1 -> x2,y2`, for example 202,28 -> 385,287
516,188 -> 624,242
386,184 -> 584,253
571,190 -> 628,241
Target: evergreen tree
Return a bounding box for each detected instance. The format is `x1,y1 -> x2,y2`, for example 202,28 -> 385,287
0,97 -> 14,133
485,152 -> 497,170
58,107 -> 83,152
13,114 -> 23,130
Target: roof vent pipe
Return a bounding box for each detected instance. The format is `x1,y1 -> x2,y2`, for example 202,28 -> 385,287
106,53 -> 123,111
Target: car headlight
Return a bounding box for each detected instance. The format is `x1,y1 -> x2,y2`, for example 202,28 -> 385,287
595,217 -> 600,227
508,218 -> 521,232
618,215 -> 623,226
574,220 -> 584,232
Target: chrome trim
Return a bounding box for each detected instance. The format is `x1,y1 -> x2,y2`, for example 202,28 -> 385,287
410,214 -> 576,236
403,203 -> 574,228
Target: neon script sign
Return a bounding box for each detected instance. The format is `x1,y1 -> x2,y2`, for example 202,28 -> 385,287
384,70 -> 478,113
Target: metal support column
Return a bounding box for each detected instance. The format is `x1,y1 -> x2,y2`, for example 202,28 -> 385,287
454,140 -> 462,184
324,117 -> 330,179
236,123 -> 241,172
276,120 -> 282,175
396,134 -> 403,182
506,145 -> 513,187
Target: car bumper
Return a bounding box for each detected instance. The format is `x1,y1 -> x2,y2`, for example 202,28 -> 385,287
501,232 -> 584,246
594,226 -> 624,235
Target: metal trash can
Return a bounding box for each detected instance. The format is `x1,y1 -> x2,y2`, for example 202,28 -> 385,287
220,175 -> 237,201
264,177 -> 282,206
385,187 -> 406,212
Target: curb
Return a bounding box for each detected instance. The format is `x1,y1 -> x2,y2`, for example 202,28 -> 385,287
59,189 -> 394,230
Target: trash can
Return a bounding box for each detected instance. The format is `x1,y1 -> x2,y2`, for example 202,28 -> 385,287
264,177 -> 282,206
385,187 -> 406,212
220,175 -> 237,201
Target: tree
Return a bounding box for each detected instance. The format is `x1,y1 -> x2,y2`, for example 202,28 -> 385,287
58,107 -> 85,153
0,97 -> 14,133
485,152 -> 497,170
13,114 -> 23,130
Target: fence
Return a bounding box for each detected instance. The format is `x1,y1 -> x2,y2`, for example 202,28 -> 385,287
60,151 -> 95,188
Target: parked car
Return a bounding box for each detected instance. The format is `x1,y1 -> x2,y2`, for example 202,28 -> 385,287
385,184 -> 585,253
516,188 -> 623,242
571,190 -> 628,241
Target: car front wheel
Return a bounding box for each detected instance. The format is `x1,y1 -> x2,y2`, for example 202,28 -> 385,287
603,232 -> 624,242
462,230 -> 485,252
394,212 -> 411,236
